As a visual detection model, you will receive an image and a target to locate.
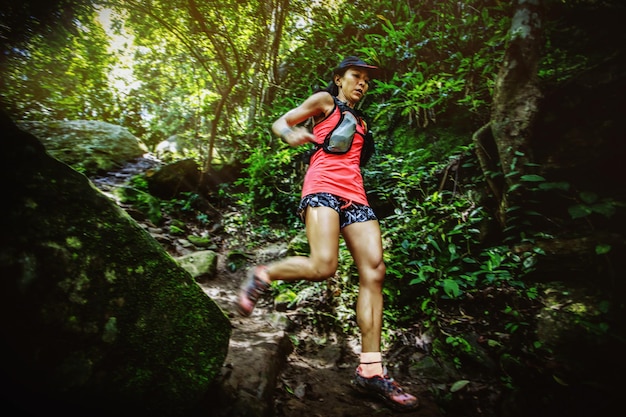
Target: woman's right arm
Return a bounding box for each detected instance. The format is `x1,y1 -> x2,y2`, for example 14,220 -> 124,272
272,92 -> 333,147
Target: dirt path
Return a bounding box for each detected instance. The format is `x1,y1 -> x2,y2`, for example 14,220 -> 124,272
274,348 -> 441,417
199,252 -> 442,417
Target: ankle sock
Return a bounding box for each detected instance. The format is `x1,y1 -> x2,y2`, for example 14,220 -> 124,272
359,352 -> 384,377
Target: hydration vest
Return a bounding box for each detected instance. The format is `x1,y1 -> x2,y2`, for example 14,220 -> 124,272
304,95 -> 375,167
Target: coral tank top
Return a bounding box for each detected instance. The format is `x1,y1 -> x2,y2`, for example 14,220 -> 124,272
301,95 -> 369,206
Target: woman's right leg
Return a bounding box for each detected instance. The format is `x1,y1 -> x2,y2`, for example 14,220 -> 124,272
266,205 -> 341,282
237,206 -> 340,315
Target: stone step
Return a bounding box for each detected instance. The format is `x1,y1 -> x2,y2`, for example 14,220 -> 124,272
198,281 -> 293,417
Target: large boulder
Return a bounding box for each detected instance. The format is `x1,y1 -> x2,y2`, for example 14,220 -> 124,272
176,250 -> 219,281
0,112 -> 231,417
17,119 -> 148,176
146,158 -> 201,199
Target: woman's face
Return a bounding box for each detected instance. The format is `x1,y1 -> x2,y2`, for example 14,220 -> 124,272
335,67 -> 371,105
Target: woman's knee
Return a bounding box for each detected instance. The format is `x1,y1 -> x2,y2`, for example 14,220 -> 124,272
361,261 -> 386,287
309,258 -> 337,281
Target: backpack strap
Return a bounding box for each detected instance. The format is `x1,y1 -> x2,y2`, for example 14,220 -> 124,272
302,95 -> 375,166
333,96 -> 366,132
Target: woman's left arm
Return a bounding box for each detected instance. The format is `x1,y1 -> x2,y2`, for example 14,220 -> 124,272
272,92 -> 332,147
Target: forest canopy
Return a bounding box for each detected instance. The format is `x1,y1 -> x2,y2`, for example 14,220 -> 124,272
1,0 -> 514,165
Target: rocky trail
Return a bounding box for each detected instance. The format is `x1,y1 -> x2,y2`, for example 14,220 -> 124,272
198,254 -> 441,417
91,156 -> 442,417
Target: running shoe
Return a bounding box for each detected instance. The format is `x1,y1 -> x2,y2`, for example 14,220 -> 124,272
237,266 -> 270,317
352,366 -> 419,411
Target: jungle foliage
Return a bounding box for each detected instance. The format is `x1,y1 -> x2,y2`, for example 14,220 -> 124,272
1,0 -> 625,415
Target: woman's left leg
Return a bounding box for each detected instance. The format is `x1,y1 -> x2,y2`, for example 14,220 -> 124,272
342,219 -> 386,373
343,219 -> 419,411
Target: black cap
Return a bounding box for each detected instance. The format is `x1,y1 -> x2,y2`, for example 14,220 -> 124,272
334,56 -> 381,78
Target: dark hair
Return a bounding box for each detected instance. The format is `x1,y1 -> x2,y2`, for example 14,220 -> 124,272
324,67 -> 348,97
324,82 -> 339,97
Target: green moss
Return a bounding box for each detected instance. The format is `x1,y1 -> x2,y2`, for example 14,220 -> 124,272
187,234 -> 211,247
169,224 -> 185,235
4,149 -> 232,414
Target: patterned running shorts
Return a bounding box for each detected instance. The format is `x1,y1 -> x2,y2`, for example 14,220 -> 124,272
297,192 -> 378,229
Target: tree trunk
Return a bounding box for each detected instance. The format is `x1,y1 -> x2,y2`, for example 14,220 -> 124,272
187,0 -> 241,172
488,0 -> 544,228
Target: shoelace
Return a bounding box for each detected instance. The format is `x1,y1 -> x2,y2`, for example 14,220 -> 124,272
381,375 -> 404,395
